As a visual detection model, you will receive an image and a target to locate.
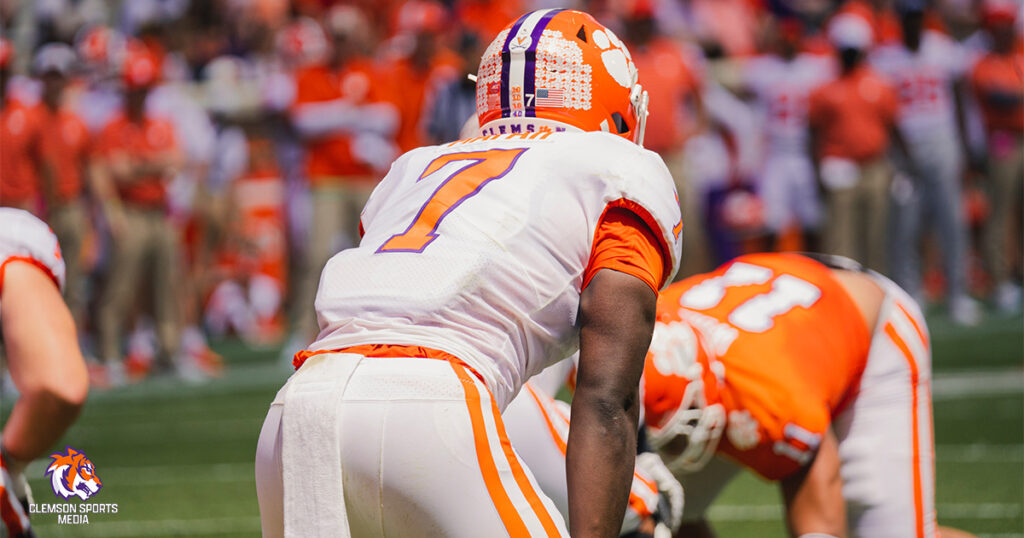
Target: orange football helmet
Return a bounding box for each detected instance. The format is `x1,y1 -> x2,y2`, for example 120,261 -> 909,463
122,45 -> 162,89
642,318 -> 726,473
476,9 -> 650,146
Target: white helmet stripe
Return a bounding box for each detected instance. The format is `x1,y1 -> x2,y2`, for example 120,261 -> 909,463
502,9 -> 557,118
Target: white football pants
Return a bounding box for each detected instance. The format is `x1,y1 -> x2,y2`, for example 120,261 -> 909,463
255,353 -> 568,537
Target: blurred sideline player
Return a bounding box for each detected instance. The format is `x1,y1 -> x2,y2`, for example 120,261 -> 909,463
91,46 -> 183,384
32,44 -> 93,329
0,38 -> 44,214
808,14 -> 902,274
642,252 -> 974,538
738,18 -> 833,252
0,208 -> 89,537
970,0 -> 1024,313
871,0 -> 980,325
255,9 -> 682,537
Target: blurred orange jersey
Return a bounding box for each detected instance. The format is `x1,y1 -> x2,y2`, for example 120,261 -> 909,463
630,38 -> 702,154
293,60 -> 379,181
0,100 -> 43,208
455,0 -> 523,42
38,107 -> 90,203
808,66 -> 898,163
970,48 -> 1024,135
380,51 -> 460,152
93,114 -> 178,208
647,253 -> 871,480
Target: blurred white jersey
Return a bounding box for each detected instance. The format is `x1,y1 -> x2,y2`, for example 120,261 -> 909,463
742,53 -> 835,155
311,131 -> 682,408
0,208 -> 65,317
871,31 -> 968,147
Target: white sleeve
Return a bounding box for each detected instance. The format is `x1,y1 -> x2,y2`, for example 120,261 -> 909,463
0,209 -> 66,291
602,139 -> 684,286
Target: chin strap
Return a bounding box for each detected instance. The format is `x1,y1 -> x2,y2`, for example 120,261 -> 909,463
630,84 -> 650,148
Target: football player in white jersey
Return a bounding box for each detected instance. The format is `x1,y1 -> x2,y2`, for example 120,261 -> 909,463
255,9 -> 683,538
870,1 -> 980,325
0,208 -> 89,537
739,18 -> 834,251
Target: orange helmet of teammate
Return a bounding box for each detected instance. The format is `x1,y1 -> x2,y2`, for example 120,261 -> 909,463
642,318 -> 726,473
476,9 -> 651,146
122,46 -> 161,89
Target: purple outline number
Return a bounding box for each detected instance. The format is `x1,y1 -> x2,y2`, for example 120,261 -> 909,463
377,148 -> 529,253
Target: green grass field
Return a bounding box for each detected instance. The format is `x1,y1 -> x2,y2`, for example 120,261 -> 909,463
20,312 -> 1024,537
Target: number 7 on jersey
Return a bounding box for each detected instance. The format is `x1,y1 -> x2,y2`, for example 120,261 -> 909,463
377,148 -> 528,253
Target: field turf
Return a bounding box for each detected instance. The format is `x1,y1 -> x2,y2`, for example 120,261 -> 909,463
19,312 -> 1023,537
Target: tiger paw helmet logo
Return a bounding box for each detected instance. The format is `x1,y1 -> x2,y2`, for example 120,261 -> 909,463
45,447 -> 102,501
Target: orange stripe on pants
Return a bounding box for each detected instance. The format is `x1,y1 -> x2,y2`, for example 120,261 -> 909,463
487,386 -> 563,537
453,363 -> 562,537
526,385 -> 568,455
885,322 -> 926,538
451,362 -> 531,536
896,302 -> 929,350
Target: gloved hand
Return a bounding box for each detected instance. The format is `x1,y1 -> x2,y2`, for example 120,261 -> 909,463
636,451 -> 685,532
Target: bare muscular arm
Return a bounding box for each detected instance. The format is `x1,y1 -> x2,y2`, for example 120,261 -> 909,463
1,261 -> 88,462
568,269 -> 658,537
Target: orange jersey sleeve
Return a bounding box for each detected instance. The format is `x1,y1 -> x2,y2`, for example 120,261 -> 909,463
582,207 -> 666,294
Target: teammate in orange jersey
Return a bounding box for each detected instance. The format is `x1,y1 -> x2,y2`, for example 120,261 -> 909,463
808,14 -> 902,274
0,39 -> 44,214
32,44 -> 93,327
970,0 -> 1024,313
0,208 -> 89,538
255,9 -> 682,537
91,47 -> 183,384
642,252 -> 974,538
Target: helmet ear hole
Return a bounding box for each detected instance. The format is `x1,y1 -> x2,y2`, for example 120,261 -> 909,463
611,112 -> 629,134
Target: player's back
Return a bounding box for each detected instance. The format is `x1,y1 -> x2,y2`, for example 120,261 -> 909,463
312,130 -> 681,408
657,253 -> 872,478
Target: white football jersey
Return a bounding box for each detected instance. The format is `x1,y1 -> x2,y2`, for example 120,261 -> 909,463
311,131 -> 682,408
871,31 -> 968,144
742,53 -> 835,155
0,208 -> 65,318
